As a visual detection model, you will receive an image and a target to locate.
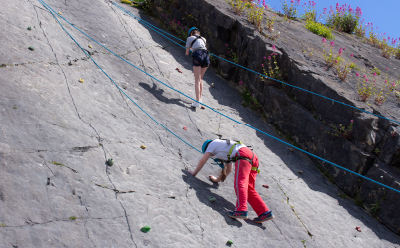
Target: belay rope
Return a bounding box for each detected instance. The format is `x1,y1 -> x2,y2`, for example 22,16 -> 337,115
37,0 -> 400,194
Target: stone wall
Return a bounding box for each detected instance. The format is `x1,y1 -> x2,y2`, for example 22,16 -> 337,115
149,0 -> 400,234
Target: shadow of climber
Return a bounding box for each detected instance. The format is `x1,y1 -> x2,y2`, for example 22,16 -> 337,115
181,170 -> 242,227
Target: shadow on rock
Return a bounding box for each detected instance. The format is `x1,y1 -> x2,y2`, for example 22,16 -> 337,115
139,82 -> 186,107
181,170 -> 244,228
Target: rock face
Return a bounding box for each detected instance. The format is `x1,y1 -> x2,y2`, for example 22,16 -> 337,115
149,0 -> 400,235
1,0 -> 400,247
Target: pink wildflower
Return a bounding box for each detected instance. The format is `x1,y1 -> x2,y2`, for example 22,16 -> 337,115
272,45 -> 276,50
351,54 -> 354,57
225,44 -> 228,47
330,41 -> 335,47
373,73 -> 377,76
263,56 -> 266,60
268,56 -> 271,60
356,73 -> 359,76
239,81 -> 243,85
262,64 -> 264,66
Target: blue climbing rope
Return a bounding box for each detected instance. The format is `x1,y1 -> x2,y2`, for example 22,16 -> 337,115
38,0 -> 400,194
112,1 -> 400,126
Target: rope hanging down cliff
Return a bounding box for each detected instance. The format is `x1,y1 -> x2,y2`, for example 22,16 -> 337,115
38,0 -> 400,194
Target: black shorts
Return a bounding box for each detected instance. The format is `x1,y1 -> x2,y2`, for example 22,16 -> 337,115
192,50 -> 210,68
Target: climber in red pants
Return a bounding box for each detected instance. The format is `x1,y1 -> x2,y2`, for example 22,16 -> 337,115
188,139 -> 274,223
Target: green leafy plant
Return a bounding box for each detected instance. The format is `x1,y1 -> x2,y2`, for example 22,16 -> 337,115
120,0 -> 132,5
260,45 -> 283,84
370,201 -> 380,216
357,81 -> 374,102
326,4 -> 361,34
50,161 -> 65,167
336,61 -> 357,82
396,46 -> 400,59
374,90 -> 387,106
324,119 -> 353,141
266,13 -> 277,32
227,0 -> 246,15
247,5 -> 264,31
281,0 -> 300,19
165,19 -> 186,40
0,222 -> 5,227
371,67 -> 381,75
306,20 -> 334,39
241,88 -> 261,111
338,193 -> 348,199
301,0 -> 317,21
354,19 -> 366,37
225,44 -> 239,63
69,216 -> 77,221
322,40 -> 340,68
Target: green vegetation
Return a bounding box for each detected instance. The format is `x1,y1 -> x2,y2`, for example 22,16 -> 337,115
227,0 -> 246,16
50,161 -> 65,167
305,20 -> 334,39
370,201 -> 381,216
120,0 -> 132,5
69,216 -> 77,221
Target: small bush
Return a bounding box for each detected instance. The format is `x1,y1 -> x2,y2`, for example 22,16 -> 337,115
305,20 -> 334,39
301,0 -> 317,21
227,0 -> 246,15
247,5 -> 264,31
281,0 -> 300,19
326,4 -> 362,34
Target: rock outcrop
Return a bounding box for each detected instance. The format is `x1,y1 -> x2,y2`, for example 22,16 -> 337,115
149,0 -> 400,234
1,0 -> 400,246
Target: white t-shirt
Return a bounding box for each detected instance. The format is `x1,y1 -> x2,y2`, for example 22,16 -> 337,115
186,35 -> 207,52
205,139 -> 246,161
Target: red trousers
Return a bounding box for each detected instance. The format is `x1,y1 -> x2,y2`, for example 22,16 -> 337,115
234,147 -> 269,215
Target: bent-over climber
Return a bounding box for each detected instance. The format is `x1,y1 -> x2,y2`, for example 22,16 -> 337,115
185,27 -> 210,108
188,139 -> 275,223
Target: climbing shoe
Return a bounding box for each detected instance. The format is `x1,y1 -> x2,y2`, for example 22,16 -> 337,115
191,101 -> 200,107
227,211 -> 248,219
253,211 -> 274,223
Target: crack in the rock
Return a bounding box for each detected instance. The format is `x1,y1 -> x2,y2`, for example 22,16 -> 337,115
0,55 -> 96,68
2,215 -> 127,228
274,178 -> 314,239
83,218 -> 96,248
49,161 -> 78,173
95,184 -> 136,194
272,220 -> 294,248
